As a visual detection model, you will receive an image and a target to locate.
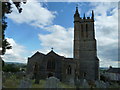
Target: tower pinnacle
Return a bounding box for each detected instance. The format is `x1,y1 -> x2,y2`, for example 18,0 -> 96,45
74,4 -> 80,17
76,4 -> 78,13
83,13 -> 86,19
92,10 -> 94,19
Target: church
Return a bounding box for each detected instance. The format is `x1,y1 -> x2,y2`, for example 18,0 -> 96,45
26,6 -> 99,83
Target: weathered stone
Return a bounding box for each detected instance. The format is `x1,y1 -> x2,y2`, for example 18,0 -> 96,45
95,80 -> 107,88
18,75 -> 32,88
82,79 -> 89,88
74,6 -> 99,81
26,7 -> 99,83
45,76 -> 60,88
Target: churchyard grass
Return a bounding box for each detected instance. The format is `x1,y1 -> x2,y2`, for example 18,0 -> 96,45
32,80 -> 46,88
3,74 -> 20,88
59,82 -> 76,88
3,74 -> 120,88
31,80 -> 76,88
3,74 -> 76,88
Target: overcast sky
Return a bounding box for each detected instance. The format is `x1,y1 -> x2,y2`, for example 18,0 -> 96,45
2,0 -> 119,68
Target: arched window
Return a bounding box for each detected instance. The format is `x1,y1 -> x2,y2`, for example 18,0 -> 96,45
47,59 -> 55,71
67,65 -> 72,75
81,24 -> 84,37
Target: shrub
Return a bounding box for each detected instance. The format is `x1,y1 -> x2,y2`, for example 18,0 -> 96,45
3,64 -> 20,73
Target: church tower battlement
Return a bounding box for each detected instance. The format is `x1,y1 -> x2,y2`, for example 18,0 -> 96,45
74,6 -> 99,80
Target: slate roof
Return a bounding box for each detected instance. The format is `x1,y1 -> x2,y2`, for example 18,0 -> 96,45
106,68 -> 120,74
46,50 -> 64,57
29,50 -> 77,63
30,51 -> 45,58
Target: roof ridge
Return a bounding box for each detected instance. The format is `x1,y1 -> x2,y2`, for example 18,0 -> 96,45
46,50 -> 63,57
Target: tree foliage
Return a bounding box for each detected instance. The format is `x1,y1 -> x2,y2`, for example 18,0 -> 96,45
2,59 -> 5,67
1,0 -> 27,55
100,75 -> 110,82
2,63 -> 20,72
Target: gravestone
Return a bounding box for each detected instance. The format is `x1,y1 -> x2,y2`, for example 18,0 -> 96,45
82,79 -> 89,88
95,80 -> 107,88
79,79 -> 84,85
18,75 -> 32,88
45,76 -> 60,88
75,78 -> 80,89
105,82 -> 110,88
69,78 -> 74,85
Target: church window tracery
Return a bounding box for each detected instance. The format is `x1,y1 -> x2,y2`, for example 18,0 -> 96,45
47,59 -> 55,71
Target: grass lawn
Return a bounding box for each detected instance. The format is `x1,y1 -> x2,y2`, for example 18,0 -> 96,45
3,74 -> 76,88
3,74 -> 120,88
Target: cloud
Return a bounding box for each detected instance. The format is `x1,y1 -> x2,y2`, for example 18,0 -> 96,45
38,2 -> 118,67
100,57 -> 119,67
89,2 -> 118,66
67,0 -> 119,2
5,2 -> 118,67
38,25 -> 74,57
7,0 -> 56,28
1,38 -> 27,63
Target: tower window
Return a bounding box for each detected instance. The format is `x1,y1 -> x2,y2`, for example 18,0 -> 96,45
86,24 -> 88,38
81,24 -> 83,37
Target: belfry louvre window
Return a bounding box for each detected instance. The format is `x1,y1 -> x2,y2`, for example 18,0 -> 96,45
86,24 -> 88,37
81,24 -> 83,37
47,59 -> 55,71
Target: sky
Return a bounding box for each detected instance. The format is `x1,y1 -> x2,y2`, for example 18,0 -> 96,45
1,0 -> 119,68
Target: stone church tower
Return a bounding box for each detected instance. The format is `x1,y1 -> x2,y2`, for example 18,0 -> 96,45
74,6 -> 99,80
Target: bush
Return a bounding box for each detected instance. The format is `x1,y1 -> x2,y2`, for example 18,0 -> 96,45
100,75 -> 109,82
3,64 -> 20,73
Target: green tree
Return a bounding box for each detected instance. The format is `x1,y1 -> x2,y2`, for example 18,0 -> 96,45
1,0 -> 27,55
3,63 -> 20,72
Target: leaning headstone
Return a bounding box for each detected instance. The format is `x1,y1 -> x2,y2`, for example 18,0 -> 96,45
82,79 -> 89,88
45,76 -> 60,88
